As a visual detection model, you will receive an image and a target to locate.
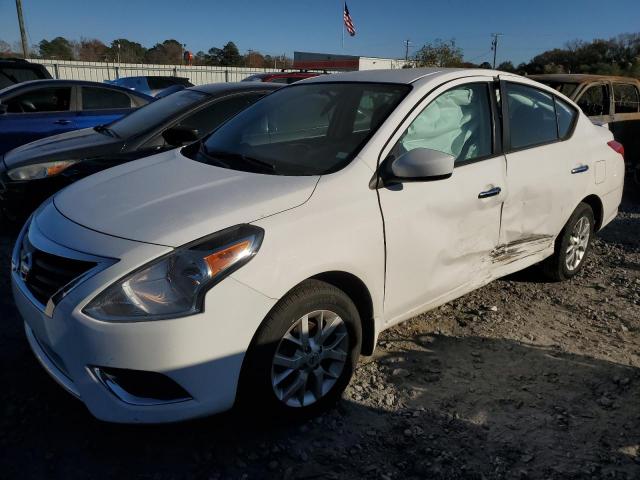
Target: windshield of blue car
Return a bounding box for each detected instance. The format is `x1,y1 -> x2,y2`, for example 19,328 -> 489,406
108,89 -> 208,138
194,82 -> 410,175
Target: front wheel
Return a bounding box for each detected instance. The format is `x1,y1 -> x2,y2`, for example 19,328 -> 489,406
238,279 -> 361,420
542,202 -> 595,281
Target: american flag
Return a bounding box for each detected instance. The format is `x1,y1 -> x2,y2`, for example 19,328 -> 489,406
343,3 -> 356,37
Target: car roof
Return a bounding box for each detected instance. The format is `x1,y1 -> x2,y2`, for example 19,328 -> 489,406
302,68 -> 504,86
0,78 -> 155,99
530,73 -> 640,84
188,81 -> 282,95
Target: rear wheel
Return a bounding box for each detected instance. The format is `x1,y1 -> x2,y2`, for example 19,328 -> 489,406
542,202 -> 595,281
239,279 -> 361,420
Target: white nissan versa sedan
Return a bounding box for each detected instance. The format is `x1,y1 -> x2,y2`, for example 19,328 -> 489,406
12,69 -> 624,423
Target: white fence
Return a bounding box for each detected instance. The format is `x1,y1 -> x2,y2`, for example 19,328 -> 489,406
28,59 -> 274,85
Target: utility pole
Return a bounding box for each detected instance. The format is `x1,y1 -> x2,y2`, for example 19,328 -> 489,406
15,0 -> 29,58
491,33 -> 503,69
403,39 -> 412,63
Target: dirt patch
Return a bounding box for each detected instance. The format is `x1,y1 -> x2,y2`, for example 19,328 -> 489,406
0,201 -> 638,479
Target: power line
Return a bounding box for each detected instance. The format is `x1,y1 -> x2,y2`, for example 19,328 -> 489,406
491,33 -> 503,68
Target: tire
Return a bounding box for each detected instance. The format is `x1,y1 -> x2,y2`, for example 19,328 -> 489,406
541,202 -> 595,281
238,279 -> 361,421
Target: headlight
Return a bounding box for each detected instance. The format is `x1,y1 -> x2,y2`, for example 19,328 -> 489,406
7,160 -> 79,181
83,224 -> 264,322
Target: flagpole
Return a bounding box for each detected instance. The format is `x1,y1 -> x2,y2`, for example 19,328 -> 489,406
341,2 -> 344,50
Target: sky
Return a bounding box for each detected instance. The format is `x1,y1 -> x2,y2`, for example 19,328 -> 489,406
1,0 -> 639,65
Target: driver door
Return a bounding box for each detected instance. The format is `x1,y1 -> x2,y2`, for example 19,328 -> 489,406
0,85 -> 76,153
378,78 -> 506,325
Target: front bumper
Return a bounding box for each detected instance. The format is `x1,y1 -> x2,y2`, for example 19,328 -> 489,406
11,203 -> 277,423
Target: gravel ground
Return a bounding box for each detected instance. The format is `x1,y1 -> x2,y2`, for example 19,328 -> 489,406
0,200 -> 639,480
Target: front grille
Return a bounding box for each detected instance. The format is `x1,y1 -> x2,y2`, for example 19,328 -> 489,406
20,236 -> 96,306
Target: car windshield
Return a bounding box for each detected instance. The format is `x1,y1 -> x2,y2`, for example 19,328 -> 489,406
193,82 -> 410,175
108,89 -> 207,138
537,81 -> 579,98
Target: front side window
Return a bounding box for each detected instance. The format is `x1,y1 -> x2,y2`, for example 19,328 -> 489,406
82,87 -> 132,110
196,83 -> 409,175
506,83 -> 558,149
392,83 -> 493,164
109,89 -> 208,138
577,84 -> 608,117
6,87 -> 72,113
613,84 -> 640,114
175,93 -> 265,135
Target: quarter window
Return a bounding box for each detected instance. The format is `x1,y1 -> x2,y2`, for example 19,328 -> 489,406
613,84 -> 640,114
577,85 -> 608,117
6,87 -> 72,113
506,83 -> 557,149
555,97 -> 577,139
82,87 -> 132,110
394,83 -> 493,164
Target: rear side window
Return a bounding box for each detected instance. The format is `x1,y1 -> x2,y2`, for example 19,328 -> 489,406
395,83 -> 493,164
82,87 -> 132,110
0,67 -> 47,89
506,83 -> 557,149
555,97 -> 577,139
577,85 -> 608,117
613,84 -> 640,114
6,87 -> 72,113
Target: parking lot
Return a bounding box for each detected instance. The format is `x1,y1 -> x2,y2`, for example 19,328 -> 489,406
0,196 -> 638,480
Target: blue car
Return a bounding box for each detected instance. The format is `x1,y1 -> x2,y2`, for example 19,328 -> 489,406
106,76 -> 194,96
0,80 -> 153,155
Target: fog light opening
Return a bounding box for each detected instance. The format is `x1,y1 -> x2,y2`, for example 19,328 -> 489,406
90,366 -> 192,406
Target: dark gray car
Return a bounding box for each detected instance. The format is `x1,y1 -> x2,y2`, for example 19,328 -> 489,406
0,82 -> 281,220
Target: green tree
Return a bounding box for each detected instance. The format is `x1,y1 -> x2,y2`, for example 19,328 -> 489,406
414,39 -> 463,67
221,41 -> 241,66
39,36 -> 74,60
497,61 -> 515,72
145,39 -> 183,64
78,38 -> 108,61
108,39 -> 147,63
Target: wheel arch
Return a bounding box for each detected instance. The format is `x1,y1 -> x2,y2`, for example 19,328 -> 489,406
311,271 -> 376,356
580,194 -> 604,231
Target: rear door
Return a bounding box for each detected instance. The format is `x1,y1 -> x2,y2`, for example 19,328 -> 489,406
75,86 -> 135,130
609,82 -> 640,177
378,77 -> 506,324
0,85 -> 76,154
498,80 -> 582,270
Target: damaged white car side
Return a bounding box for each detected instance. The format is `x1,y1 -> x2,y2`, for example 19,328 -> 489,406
12,68 -> 624,423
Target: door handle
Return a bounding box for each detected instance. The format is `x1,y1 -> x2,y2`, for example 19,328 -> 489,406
478,186 -> 501,199
53,119 -> 71,125
571,165 -> 589,174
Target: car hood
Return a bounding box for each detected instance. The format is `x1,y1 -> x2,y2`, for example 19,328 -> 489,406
3,127 -> 123,169
53,148 -> 319,247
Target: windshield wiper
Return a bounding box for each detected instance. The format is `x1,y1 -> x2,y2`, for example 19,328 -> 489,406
94,124 -> 118,138
205,149 -> 276,174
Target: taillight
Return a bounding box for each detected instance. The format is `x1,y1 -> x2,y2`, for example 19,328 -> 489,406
607,140 -> 624,158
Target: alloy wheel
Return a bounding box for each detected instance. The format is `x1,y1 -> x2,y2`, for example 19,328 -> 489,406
565,216 -> 591,271
271,310 -> 349,407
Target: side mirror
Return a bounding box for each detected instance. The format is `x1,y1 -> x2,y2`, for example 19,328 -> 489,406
162,126 -> 199,147
376,148 -> 454,187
